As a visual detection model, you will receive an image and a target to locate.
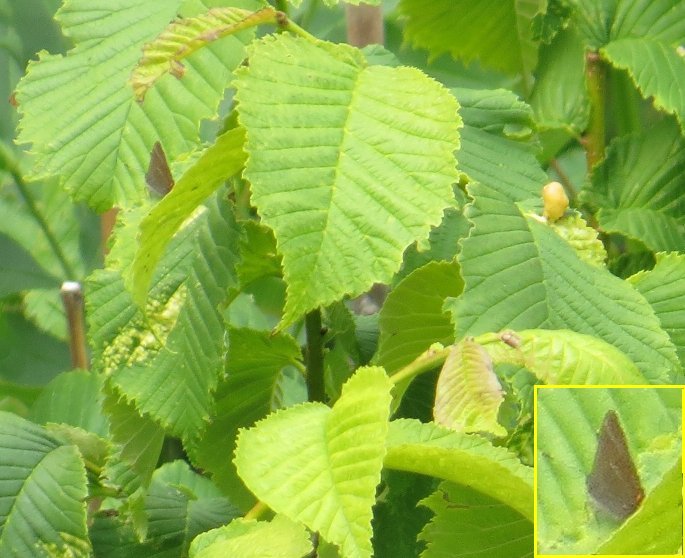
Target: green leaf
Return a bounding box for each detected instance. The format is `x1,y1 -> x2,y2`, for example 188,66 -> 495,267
15,0 -> 253,211
144,461 -> 240,554
601,3 -> 685,129
453,87 -> 545,198
565,0 -> 617,49
89,514 -> 157,558
375,260 -> 462,374
189,515 -> 312,558
30,369 -> 108,437
419,482 -> 532,558
235,366 -> 393,558
629,252 -> 685,369
397,204 -> 471,282
399,0 -> 544,81
129,126 -> 246,306
85,203 -> 199,372
235,34 -> 461,328
583,120 -> 685,252
476,329 -> 646,385
101,393 -> 164,494
448,181 -> 680,384
384,419 -> 533,521
601,38 -> 685,128
0,234 -> 59,296
530,27 -> 589,135
434,339 -> 506,436
0,175 -> 88,282
23,288 -> 67,342
188,327 -> 304,510
537,387 -> 681,554
0,412 -> 90,557
131,7 -> 275,101
112,193 -> 241,439
372,470 -> 434,558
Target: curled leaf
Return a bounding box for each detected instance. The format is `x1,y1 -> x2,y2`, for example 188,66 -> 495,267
434,339 -> 506,436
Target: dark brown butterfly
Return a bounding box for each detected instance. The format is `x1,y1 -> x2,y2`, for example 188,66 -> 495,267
145,141 -> 174,197
586,410 -> 644,521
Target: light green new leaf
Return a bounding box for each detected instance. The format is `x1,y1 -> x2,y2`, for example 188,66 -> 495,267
476,329 -> 645,385
583,120 -> 685,252
434,339 -> 506,436
113,194 -> 241,440
399,0 -> 544,80
537,387 -> 681,554
188,327 -> 304,510
630,252 -> 685,367
131,7 -> 274,101
375,260 -> 462,374
235,367 -> 393,558
419,482 -> 532,558
547,213 -> 607,268
16,0 -> 253,211
384,418 -> 533,521
0,412 -> 90,557
189,515 -> 312,558
129,126 -> 246,306
235,34 -> 460,328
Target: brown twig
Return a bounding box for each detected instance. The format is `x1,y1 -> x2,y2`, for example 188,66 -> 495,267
60,281 -> 89,370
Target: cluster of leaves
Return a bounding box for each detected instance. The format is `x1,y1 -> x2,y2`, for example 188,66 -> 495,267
1,0 -> 684,556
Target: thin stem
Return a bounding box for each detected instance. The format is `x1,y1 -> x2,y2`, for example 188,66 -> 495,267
3,154 -> 76,279
584,51 -> 607,170
60,281 -> 89,370
274,0 -> 289,15
244,500 -> 269,520
278,14 -> 318,42
305,309 -> 326,403
549,159 -> 576,205
389,344 -> 451,386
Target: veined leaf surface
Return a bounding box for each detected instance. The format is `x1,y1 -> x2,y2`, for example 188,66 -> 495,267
15,0 -> 253,211
235,34 -> 461,328
235,366 -> 393,558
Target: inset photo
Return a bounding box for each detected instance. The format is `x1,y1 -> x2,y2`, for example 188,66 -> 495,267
535,386 -> 684,556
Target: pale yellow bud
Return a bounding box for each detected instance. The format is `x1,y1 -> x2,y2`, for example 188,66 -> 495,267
542,181 -> 569,222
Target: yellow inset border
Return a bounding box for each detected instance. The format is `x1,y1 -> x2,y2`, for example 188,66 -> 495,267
533,384 -> 685,558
